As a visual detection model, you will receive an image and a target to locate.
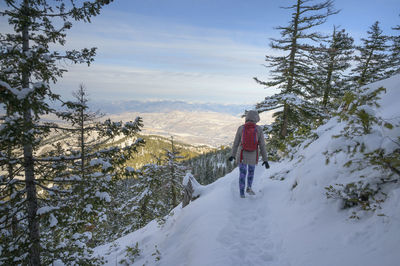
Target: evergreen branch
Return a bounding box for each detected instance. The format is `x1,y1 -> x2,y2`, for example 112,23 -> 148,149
0,190 -> 25,201
35,178 -> 84,183
34,181 -> 72,194
256,105 -> 284,112
0,179 -> 25,190
0,215 -> 28,230
18,0 -> 114,21
2,1 -> 21,13
386,161 -> 400,177
0,201 -> 26,218
33,155 -> 81,162
35,124 -> 97,131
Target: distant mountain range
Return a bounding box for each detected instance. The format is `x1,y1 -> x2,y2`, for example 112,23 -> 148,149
1,99 -> 252,117
89,100 -> 251,116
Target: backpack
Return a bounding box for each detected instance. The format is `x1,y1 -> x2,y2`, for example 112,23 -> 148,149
240,122 -> 259,162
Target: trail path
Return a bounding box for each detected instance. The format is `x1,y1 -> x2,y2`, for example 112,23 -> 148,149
150,165 -> 289,266
215,172 -> 286,266
97,165 -> 291,266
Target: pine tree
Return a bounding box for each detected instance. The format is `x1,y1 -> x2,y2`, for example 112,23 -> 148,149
100,163 -> 162,240
203,159 -> 214,184
387,19 -> 400,76
0,1 -> 115,264
254,0 -> 338,144
162,137 -> 186,209
351,21 -> 391,86
311,27 -> 354,109
1,83 -> 144,264
36,85 -> 144,263
124,138 -> 188,232
133,163 -> 168,227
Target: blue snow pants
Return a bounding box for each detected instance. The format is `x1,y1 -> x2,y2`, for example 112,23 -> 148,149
239,163 -> 255,196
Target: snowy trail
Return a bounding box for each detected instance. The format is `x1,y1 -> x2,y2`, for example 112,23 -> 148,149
216,173 -> 277,266
96,165 -> 291,266
155,166 -> 287,266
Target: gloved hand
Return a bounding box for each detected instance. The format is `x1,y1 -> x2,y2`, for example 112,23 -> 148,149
262,161 -> 270,169
228,156 -> 235,162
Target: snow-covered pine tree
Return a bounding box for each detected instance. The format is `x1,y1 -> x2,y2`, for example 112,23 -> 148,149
325,85 -> 400,212
310,27 -> 354,110
1,84 -> 144,264
118,138 -> 187,234
162,137 -> 187,209
254,0 -> 338,149
351,21 -> 391,86
0,1 -> 114,264
0,107 -> 25,263
34,85 -> 144,263
133,163 -> 168,228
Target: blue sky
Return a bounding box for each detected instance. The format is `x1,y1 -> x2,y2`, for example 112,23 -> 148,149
2,0 -> 400,104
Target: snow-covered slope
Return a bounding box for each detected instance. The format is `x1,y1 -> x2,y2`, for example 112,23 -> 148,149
95,75 -> 400,266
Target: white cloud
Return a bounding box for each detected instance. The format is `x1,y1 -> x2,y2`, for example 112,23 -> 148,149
51,10 -> 277,104
54,63 -> 273,104
65,12 -> 272,72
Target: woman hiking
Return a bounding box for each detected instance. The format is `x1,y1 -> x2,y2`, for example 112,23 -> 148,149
229,110 -> 269,198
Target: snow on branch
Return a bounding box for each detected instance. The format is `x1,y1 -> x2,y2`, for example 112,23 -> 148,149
89,158 -> 112,171
0,80 -> 49,100
37,206 -> 60,216
95,191 -> 111,203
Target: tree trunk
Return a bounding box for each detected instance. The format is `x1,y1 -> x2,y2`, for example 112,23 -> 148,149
80,101 -> 85,178
139,197 -> 149,226
24,113 -> 41,266
359,49 -> 374,86
322,59 -> 334,108
287,0 -> 300,86
22,1 -> 41,264
170,138 -> 177,207
171,171 -> 177,207
280,0 -> 301,139
279,103 -> 289,139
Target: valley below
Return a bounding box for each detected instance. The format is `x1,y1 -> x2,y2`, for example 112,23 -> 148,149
108,110 -> 274,147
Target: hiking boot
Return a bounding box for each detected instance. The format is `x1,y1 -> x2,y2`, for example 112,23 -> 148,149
246,187 -> 255,195
240,194 -> 245,198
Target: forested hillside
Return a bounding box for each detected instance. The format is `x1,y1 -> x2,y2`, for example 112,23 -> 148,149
185,147 -> 235,185
107,134 -> 213,169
